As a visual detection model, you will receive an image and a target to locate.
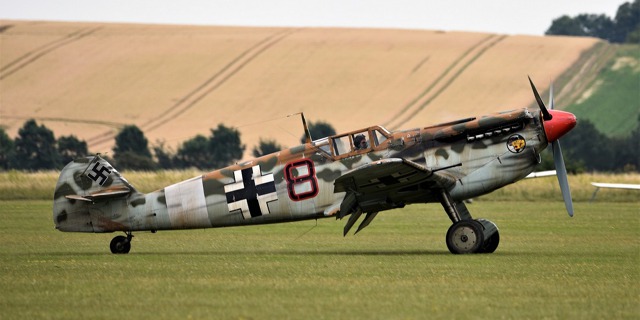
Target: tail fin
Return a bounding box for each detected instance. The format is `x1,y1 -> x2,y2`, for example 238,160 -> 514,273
54,155 -> 137,202
53,155 -> 138,232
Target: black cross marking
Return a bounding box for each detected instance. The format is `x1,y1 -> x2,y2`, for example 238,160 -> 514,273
225,166 -> 277,218
87,162 -> 111,186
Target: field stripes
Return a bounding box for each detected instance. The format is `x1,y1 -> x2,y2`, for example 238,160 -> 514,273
1,22 -> 604,156
87,28 -> 298,149
385,35 -> 507,130
551,42 -> 616,109
383,34 -> 496,129
0,27 -> 102,80
0,115 -> 127,129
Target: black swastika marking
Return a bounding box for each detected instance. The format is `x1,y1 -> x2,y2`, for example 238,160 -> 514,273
87,162 -> 111,186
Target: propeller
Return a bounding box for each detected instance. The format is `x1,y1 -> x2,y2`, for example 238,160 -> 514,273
528,76 -> 553,121
528,76 -> 576,217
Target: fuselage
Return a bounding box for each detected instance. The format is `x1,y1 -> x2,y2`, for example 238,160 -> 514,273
54,108 -> 548,233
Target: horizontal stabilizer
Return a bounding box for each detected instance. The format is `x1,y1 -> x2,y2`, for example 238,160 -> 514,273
65,186 -> 131,202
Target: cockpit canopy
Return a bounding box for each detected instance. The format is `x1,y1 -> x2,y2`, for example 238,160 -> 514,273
313,126 -> 391,159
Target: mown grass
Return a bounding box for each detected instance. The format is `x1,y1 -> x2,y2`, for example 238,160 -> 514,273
0,200 -> 637,319
2,170 -> 638,202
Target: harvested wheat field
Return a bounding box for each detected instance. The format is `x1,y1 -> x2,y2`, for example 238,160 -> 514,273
1,20 -> 602,157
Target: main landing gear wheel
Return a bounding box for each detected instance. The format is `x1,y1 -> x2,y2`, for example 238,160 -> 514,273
477,219 -> 500,254
478,230 -> 500,254
110,234 -> 131,254
446,220 -> 484,254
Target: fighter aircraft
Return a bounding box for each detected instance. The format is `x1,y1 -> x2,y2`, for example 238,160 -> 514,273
53,77 -> 576,254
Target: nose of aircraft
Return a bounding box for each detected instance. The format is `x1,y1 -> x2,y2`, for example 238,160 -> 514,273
544,110 -> 577,143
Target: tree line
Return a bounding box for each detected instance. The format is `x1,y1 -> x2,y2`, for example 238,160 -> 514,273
0,120 -> 336,172
1,117 -> 637,172
546,0 -> 639,43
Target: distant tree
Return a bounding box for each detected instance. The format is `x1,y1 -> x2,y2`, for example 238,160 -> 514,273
174,135 -> 210,170
209,124 -> 245,168
113,125 -> 154,170
114,151 -> 157,170
611,115 -> 640,171
546,15 -> 588,36
561,120 -> 616,172
546,0 -> 639,43
613,0 -> 640,43
300,121 -> 336,144
12,119 -> 60,170
577,14 -> 617,40
113,125 -> 152,158
546,14 -> 615,39
0,128 -> 14,170
152,141 -> 174,170
252,138 -> 283,157
626,25 -> 640,43
58,135 -> 88,165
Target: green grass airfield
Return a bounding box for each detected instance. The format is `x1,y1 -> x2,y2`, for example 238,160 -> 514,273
0,200 -> 637,319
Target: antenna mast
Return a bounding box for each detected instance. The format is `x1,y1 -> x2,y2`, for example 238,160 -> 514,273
301,112 -> 312,144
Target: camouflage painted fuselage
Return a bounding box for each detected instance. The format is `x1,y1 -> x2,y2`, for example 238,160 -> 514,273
53,108 -> 546,233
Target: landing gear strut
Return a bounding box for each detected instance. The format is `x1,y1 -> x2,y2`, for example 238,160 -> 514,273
110,232 -> 133,254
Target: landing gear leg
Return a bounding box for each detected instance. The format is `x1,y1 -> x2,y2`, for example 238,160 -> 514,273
110,231 -> 133,254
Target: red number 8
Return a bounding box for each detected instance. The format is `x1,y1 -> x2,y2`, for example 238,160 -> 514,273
284,159 -> 318,201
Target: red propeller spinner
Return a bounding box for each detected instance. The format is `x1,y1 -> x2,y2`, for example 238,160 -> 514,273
543,110 -> 577,143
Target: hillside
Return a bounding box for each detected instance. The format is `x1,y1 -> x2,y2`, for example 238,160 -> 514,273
0,20 -> 603,157
566,44 -> 640,137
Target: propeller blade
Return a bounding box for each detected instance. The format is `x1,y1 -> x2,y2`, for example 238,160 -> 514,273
548,83 -> 555,110
553,140 -> 574,217
528,76 -> 553,120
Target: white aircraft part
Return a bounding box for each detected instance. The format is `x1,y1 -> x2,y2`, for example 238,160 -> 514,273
525,170 -> 557,178
591,182 -> 640,190
590,182 -> 640,202
165,176 -> 211,228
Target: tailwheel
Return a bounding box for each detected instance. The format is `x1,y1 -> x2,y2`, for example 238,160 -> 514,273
446,220 -> 484,254
110,233 -> 132,254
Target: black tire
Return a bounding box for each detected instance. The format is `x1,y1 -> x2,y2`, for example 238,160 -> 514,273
476,219 -> 500,254
446,220 -> 484,254
110,235 -> 131,254
479,229 -> 500,254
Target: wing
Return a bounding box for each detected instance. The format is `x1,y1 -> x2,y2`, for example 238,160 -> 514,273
334,158 -> 456,235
